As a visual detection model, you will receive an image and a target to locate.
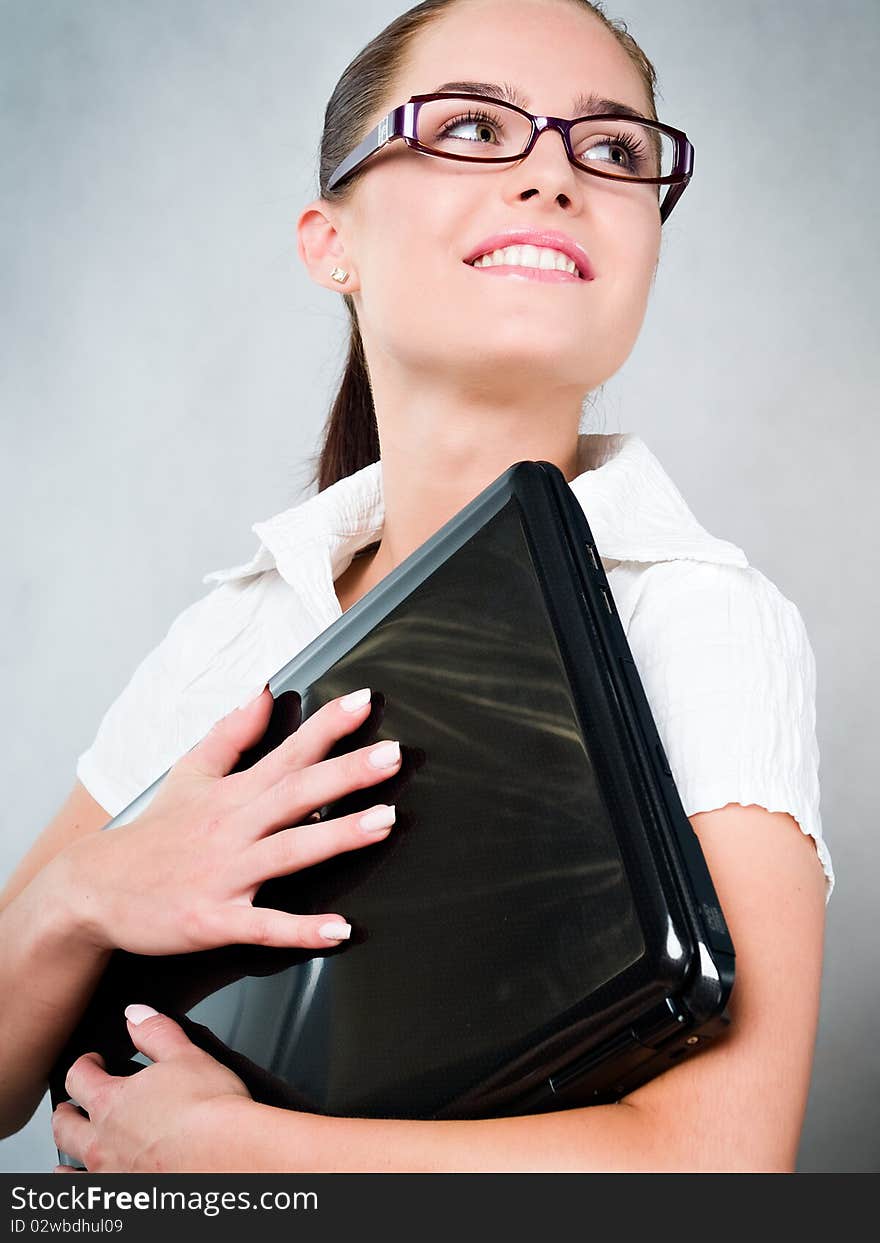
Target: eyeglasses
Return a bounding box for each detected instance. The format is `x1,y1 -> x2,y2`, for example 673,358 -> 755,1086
326,92 -> 694,223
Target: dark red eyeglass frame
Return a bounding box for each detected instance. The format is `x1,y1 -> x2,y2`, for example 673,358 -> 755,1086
326,92 -> 695,223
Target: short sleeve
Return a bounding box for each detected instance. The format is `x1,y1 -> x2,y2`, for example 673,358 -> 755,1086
622,560 -> 834,904
75,575 -> 277,818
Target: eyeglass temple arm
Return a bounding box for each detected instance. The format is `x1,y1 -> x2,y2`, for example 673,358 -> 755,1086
326,105 -> 407,192
660,135 -> 694,223
660,179 -> 685,224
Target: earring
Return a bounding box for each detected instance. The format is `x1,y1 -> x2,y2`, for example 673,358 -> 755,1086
330,266 -> 349,283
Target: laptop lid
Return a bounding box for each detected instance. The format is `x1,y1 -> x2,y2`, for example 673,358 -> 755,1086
51,459 -> 734,1136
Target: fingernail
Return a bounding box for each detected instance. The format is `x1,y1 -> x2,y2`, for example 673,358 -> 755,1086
125,1004 -> 159,1025
340,687 -> 371,712
368,740 -> 400,768
237,684 -> 268,711
319,921 -> 351,941
360,804 -> 396,833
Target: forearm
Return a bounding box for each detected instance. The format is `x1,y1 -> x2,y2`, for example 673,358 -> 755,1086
195,1095 -> 668,1173
0,859 -> 112,1139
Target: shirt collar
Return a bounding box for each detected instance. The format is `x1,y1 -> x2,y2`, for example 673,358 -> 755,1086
202,433 -> 748,614
567,433 -> 749,567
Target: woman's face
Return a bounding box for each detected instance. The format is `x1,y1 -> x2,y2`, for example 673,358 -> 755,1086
322,0 -> 662,399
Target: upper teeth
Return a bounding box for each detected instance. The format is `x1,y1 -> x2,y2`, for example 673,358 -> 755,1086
471,244 -> 580,277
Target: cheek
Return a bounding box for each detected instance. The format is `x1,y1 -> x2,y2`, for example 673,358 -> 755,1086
362,170 -> 482,295
357,243 -> 453,358
359,215 -> 460,328
601,223 -> 659,319
582,227 -> 659,369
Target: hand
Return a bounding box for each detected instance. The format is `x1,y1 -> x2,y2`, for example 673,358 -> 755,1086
53,687 -> 402,956
52,1004 -> 250,1172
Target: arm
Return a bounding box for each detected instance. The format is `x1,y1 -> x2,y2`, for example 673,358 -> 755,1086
192,803 -> 826,1173
52,801 -> 826,1172
0,783 -> 113,1140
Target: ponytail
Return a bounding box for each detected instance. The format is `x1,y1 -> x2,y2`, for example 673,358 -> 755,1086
309,300 -> 379,494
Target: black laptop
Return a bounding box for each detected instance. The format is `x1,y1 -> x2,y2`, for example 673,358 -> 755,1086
51,459 -> 734,1161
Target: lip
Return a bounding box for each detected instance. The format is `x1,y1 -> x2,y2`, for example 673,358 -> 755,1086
462,229 -> 595,280
464,264 -> 581,284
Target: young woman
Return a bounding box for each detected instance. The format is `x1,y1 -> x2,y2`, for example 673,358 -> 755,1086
0,0 -> 831,1172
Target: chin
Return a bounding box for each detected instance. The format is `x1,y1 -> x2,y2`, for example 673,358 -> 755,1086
474,335 -> 591,379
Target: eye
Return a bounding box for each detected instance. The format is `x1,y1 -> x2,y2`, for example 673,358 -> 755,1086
436,109 -> 506,145
576,131 -> 648,173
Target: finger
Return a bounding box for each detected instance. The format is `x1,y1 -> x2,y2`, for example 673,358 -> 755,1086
51,1102 -> 91,1162
53,1165 -> 79,1174
241,803 -> 396,886
216,902 -> 354,950
64,1052 -> 108,1113
125,1006 -> 195,1061
234,688 -> 376,799
235,736 -> 402,841
176,687 -> 274,781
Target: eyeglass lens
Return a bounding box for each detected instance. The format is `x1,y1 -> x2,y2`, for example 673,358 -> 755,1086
415,97 -> 673,180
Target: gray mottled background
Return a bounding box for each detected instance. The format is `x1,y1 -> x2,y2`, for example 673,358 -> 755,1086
1,0 -> 877,1173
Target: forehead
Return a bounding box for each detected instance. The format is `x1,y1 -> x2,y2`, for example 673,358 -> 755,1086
396,0 -> 650,117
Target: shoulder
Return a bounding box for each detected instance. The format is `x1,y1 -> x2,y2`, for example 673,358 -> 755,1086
614,559 -> 815,682
621,557 -> 804,625
614,556 -> 818,757
75,569 -> 307,817
126,570 -> 304,704
611,557 -> 832,901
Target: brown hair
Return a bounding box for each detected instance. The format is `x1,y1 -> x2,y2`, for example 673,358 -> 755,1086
306,0 -> 660,494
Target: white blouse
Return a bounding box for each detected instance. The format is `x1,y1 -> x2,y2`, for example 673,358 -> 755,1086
76,431 -> 834,903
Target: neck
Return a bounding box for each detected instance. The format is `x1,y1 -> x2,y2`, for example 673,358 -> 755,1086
363,371 -> 589,580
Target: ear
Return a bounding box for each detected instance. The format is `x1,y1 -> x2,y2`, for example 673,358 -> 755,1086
296,198 -> 359,293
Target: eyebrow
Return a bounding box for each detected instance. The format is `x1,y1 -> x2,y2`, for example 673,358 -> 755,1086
433,80 -> 651,121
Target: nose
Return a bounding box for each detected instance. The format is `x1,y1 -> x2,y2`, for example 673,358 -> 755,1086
512,117 -> 581,197
527,116 -> 571,160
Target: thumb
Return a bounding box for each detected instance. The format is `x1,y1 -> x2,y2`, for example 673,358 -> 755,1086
124,1005 -> 195,1061
177,685 -> 273,781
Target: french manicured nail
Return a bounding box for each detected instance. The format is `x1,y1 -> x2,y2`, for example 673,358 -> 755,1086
360,804 -> 396,833
125,1004 -> 159,1025
368,740 -> 400,768
319,921 -> 351,941
237,684 -> 267,710
340,687 -> 371,712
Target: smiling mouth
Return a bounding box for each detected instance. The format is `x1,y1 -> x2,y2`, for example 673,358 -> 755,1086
463,259 -> 584,283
